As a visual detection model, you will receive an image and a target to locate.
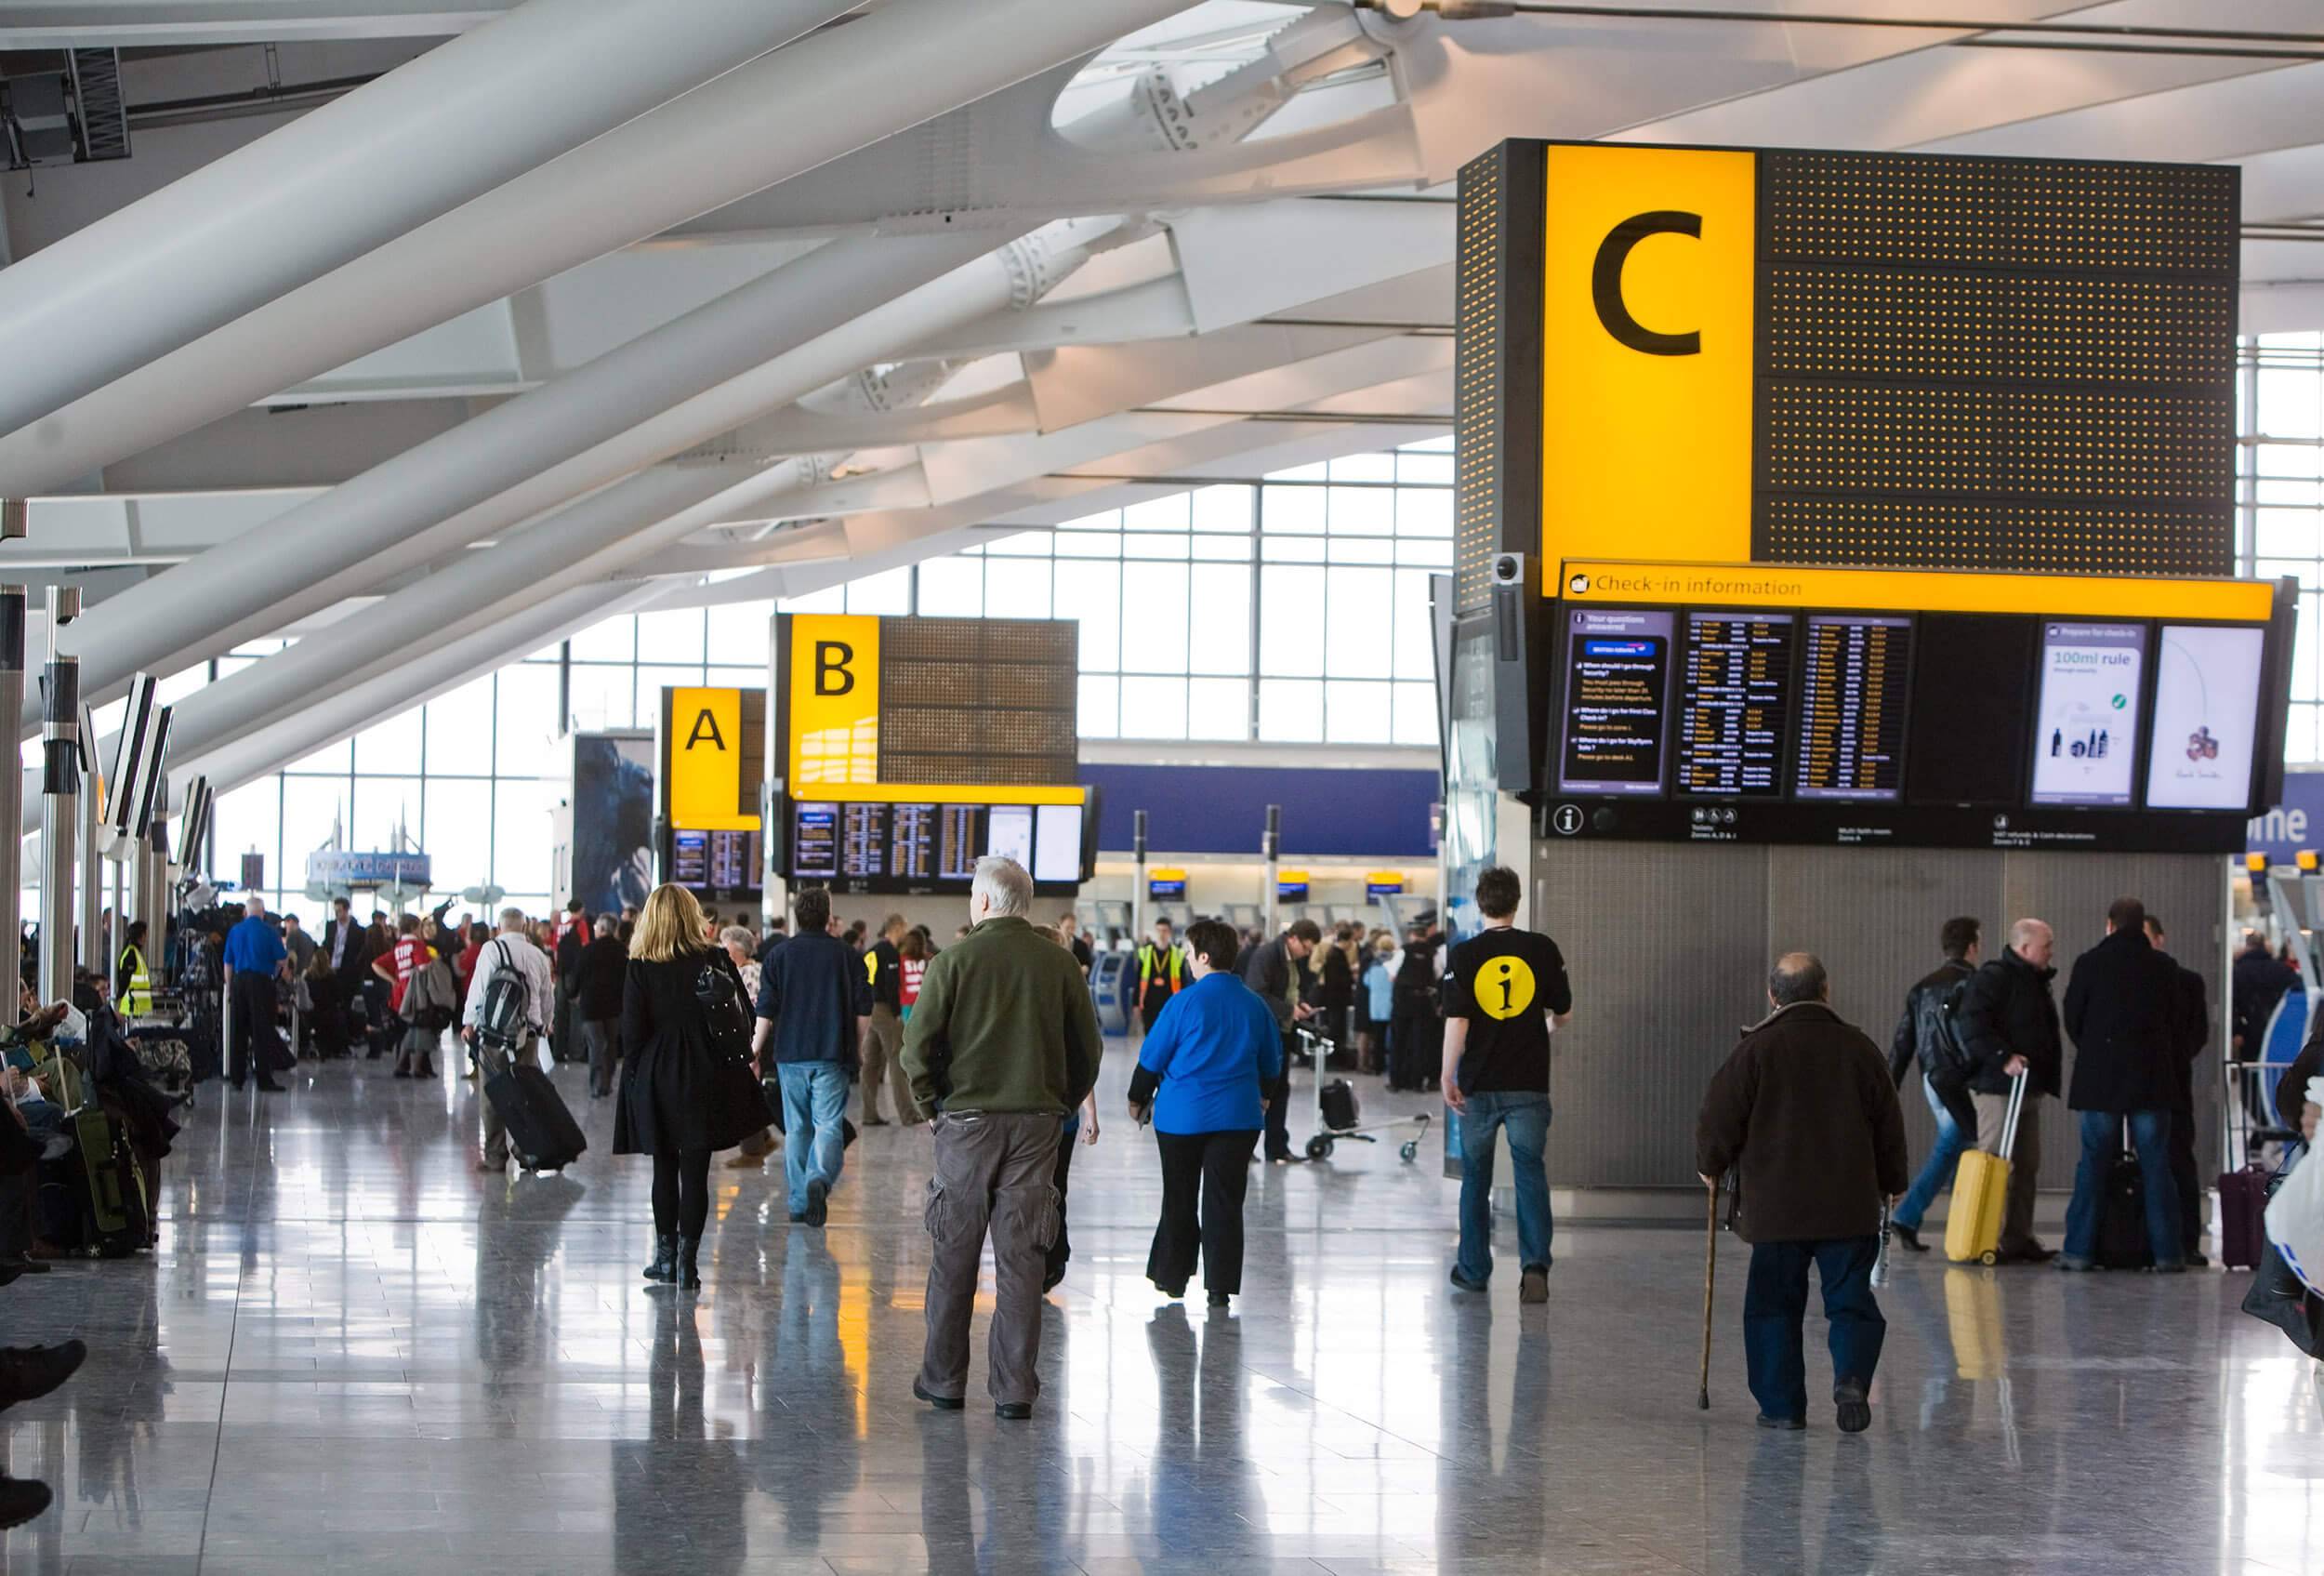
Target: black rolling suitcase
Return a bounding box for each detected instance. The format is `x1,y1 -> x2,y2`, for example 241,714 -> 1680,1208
2095,1122 -> 2155,1270
484,1060 -> 587,1172
1319,1078 -> 1359,1133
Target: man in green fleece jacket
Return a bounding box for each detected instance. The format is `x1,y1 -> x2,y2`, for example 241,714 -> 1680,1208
902,854 -> 1100,1420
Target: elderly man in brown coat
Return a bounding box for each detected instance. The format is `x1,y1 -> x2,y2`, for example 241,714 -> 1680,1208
1697,952 -> 1909,1435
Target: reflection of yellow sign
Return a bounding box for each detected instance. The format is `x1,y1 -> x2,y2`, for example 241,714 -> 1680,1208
787,614 -> 879,787
1561,559 -> 2275,623
1475,953 -> 1538,1020
1541,145 -> 1756,587
668,686 -> 754,831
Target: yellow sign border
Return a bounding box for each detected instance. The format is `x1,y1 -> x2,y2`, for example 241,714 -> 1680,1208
1559,560 -> 2276,623
786,784 -> 1087,808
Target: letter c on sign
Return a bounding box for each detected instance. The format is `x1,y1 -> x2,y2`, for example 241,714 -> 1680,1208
1591,209 -> 1702,356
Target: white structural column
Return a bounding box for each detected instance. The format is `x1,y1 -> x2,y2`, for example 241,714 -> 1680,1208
39,230 -> 992,724
0,0 -> 1197,498
0,0 -> 860,441
173,581 -> 662,802
115,232 -> 1094,793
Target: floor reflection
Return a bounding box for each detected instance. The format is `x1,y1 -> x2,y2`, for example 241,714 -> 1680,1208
0,1054 -> 2310,1573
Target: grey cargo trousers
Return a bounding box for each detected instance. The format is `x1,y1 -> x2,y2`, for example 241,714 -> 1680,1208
918,1111 -> 1063,1408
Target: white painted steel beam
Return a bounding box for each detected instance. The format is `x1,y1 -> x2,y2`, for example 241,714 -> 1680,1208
0,3 -> 509,46
0,0 -> 861,440
0,0 -> 1200,500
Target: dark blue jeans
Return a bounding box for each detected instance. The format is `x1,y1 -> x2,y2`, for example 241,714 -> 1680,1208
1893,1077 -> 1966,1234
1742,1237 -> 1885,1424
1455,1091 -> 1552,1282
2062,1106 -> 2182,1266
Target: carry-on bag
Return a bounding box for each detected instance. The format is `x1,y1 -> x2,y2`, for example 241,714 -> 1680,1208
2095,1119 -> 2155,1270
2219,1161 -> 2273,1270
483,1059 -> 587,1172
1319,1077 -> 1359,1133
1945,1071 -> 2024,1265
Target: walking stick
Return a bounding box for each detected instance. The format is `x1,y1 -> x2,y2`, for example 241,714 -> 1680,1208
1698,1177 -> 1718,1410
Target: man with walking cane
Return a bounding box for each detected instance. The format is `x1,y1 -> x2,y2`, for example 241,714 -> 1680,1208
1695,953 -> 1909,1433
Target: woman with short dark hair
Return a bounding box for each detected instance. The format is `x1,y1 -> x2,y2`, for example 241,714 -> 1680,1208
1129,918 -> 1283,1306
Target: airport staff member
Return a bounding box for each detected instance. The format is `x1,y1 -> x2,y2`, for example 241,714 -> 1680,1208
222,896 -> 290,1093
1135,918 -> 1185,1035
1696,953 -> 1908,1434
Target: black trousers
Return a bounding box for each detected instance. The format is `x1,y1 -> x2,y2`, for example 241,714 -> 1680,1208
229,973 -> 284,1085
652,1146 -> 713,1240
1044,1127 -> 1076,1287
2170,1106 -> 2203,1258
1389,1009 -> 1439,1091
1149,1129 -> 1260,1295
1263,1053 -> 1294,1159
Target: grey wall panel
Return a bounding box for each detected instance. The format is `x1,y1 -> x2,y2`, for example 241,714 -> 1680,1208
1528,834 -> 2224,1196
1534,841 -> 1766,1186
1766,846 -> 2006,1172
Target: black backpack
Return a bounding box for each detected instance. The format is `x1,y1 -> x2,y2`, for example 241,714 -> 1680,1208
1913,973 -> 1977,1093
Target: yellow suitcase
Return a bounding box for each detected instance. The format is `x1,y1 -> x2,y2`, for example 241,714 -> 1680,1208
1945,1072 -> 2025,1265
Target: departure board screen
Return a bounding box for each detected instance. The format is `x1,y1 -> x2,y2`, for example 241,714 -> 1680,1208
1794,615 -> 1911,801
707,829 -> 759,893
672,829 -> 709,886
792,804 -> 837,879
1676,612 -> 1795,797
788,800 -> 1085,890
1556,608 -> 1674,796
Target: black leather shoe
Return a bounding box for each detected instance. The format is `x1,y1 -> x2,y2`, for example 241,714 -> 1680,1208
1756,1414 -> 1805,1431
994,1402 -> 1033,1421
256,1080 -> 285,1093
2184,1252 -> 2211,1269
1833,1378 -> 1870,1435
2000,1245 -> 2057,1265
913,1379 -> 963,1411
0,1342 -> 85,1410
1208,1291 -> 1231,1308
1888,1224 -> 1930,1254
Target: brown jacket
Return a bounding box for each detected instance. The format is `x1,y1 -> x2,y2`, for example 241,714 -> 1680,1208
1694,1000 -> 1909,1244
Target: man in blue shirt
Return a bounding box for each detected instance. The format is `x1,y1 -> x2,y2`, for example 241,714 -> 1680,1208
221,894 -> 290,1092
749,887 -> 867,1226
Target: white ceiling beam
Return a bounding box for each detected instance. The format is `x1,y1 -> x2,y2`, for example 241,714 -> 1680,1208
0,3 -> 507,46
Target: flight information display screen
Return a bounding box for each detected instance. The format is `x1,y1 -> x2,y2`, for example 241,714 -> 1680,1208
673,828 -> 762,896
2029,622 -> 2146,807
1676,611 -> 1794,798
1544,592 -> 2283,853
787,800 -> 1087,891
1556,608 -> 1674,796
1794,615 -> 1910,802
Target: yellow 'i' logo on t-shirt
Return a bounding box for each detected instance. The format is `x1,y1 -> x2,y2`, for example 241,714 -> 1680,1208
1480,956 -> 1538,1020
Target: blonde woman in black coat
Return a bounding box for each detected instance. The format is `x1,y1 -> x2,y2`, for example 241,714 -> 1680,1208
614,883 -> 770,1290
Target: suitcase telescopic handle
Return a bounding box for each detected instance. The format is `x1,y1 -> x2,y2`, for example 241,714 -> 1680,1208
1999,1067 -> 2027,1163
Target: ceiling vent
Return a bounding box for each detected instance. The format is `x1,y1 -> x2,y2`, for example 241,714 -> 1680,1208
1,48 -> 130,171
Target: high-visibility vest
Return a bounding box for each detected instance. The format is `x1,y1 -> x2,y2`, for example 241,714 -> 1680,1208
118,944 -> 152,1016
1136,943 -> 1183,1000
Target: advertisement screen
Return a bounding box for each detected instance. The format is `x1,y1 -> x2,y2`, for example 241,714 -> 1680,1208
986,805 -> 1035,869
1033,803 -> 1084,884
2146,625 -> 2265,811
1557,608 -> 1674,796
2030,622 -> 2147,806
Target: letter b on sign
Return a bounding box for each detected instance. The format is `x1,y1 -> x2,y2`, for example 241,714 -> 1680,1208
814,640 -> 855,696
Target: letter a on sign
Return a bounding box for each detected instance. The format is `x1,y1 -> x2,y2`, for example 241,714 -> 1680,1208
685,707 -> 727,751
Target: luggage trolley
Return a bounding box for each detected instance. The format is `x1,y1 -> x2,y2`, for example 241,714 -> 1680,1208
1294,1026 -> 1430,1163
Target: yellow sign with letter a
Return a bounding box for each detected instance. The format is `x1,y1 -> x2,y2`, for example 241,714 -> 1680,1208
667,686 -> 755,831
786,614 -> 880,787
1540,144 -> 1756,584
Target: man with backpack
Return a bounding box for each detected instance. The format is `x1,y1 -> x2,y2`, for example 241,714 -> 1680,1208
1388,920 -> 1445,1093
462,907 -> 553,1172
1956,917 -> 2062,1265
1883,917 -> 1983,1253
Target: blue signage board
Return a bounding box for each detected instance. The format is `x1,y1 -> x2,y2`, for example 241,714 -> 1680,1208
306,850 -> 432,888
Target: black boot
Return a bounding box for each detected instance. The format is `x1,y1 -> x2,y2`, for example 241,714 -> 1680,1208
0,1342 -> 85,1410
677,1237 -> 702,1290
641,1234 -> 677,1283
0,1474 -> 50,1530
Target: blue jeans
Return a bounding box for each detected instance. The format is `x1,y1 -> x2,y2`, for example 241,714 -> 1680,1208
2063,1106 -> 2182,1266
1893,1077 -> 1967,1233
1742,1237 -> 1884,1423
1455,1090 -> 1552,1282
778,1061 -> 849,1216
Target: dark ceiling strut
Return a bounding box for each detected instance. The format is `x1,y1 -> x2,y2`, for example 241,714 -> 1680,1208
125,72 -> 381,121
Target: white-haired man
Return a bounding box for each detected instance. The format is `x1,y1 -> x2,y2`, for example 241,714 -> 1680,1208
901,856 -> 1101,1421
462,907 -> 552,1172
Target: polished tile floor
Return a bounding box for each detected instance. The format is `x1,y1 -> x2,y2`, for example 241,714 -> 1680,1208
2,1040 -> 2321,1574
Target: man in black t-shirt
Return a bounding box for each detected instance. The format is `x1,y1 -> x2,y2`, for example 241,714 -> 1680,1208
1442,866 -> 1573,1304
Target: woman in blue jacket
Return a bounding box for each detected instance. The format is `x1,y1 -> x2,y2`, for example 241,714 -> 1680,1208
1129,918 -> 1284,1306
